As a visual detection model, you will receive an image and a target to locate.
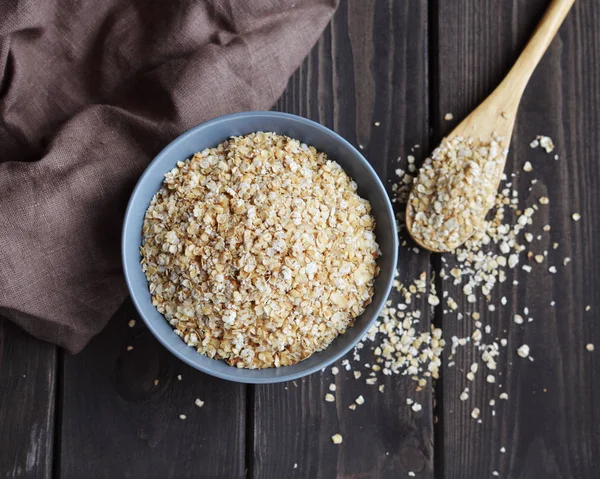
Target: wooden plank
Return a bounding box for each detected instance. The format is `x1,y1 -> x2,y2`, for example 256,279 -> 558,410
434,1 -> 600,477
58,300 -> 246,479
252,1 -> 434,478
0,318 -> 56,479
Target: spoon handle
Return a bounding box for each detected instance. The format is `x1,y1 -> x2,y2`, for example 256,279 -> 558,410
499,0 -> 575,108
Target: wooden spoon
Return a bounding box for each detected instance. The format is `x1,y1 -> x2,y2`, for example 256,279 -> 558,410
406,0 -> 575,253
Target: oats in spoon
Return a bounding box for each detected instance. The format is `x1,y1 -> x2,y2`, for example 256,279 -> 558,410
407,136 -> 508,251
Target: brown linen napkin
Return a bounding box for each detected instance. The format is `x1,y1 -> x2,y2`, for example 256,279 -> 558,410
0,0 -> 338,353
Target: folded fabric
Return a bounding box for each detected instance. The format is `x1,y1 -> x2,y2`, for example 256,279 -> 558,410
0,0 -> 338,352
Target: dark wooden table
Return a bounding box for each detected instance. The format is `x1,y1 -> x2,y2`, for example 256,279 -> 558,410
2,1 -> 599,478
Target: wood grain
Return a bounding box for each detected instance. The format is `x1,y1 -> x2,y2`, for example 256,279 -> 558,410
58,300 -> 246,479
252,1 -> 435,478
0,318 -> 56,479
434,1 -> 600,477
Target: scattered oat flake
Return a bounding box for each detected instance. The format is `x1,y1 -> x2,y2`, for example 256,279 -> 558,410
523,161 -> 533,172
177,374 -> 182,381
329,384 -> 336,392
572,213 -> 581,221
331,366 -> 340,375
586,344 -> 595,352
537,135 -> 555,153
179,414 -> 186,420
411,403 -> 422,412
331,434 -> 343,444
128,319 -> 136,328
355,395 -> 365,405
517,345 -> 530,358
444,113 -> 454,121
586,305 -> 591,311
126,346 -> 133,351
471,408 -> 480,419
374,121 -> 381,127
325,393 -> 335,402
195,398 -> 205,408
409,472 -> 416,477
428,294 -> 440,306
153,379 -> 159,386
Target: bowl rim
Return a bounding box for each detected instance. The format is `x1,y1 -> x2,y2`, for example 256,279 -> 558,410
122,110 -> 398,383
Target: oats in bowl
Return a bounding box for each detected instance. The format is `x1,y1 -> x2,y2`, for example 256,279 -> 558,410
140,132 -> 380,369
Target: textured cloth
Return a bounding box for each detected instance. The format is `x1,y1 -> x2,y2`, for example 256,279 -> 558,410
0,0 -> 337,352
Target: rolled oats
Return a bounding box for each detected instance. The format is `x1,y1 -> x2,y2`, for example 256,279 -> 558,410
408,136 -> 508,251
141,132 -> 379,369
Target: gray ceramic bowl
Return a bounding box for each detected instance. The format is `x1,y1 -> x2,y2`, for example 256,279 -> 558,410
122,111 -> 398,384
